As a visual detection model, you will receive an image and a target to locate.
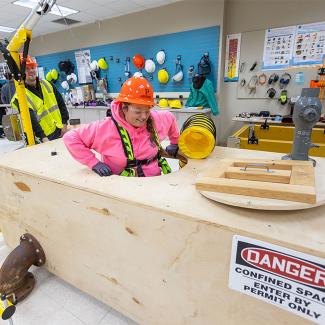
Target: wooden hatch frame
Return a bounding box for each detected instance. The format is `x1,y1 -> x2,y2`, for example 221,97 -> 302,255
195,159 -> 316,204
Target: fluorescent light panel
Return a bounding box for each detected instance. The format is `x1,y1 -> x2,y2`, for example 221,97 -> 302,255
0,25 -> 16,33
12,0 -> 79,17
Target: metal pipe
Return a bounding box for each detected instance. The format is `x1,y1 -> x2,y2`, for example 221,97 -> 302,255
0,234 -> 46,303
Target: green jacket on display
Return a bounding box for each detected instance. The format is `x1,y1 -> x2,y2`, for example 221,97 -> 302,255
186,78 -> 219,115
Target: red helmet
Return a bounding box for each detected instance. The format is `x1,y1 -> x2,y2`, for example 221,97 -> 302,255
20,54 -> 38,68
132,54 -> 145,69
116,77 -> 154,106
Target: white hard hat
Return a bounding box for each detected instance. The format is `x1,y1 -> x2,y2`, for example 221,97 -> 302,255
61,81 -> 69,90
133,71 -> 143,78
156,50 -> 166,65
67,73 -> 77,84
90,60 -> 98,71
145,59 -> 156,73
172,70 -> 184,82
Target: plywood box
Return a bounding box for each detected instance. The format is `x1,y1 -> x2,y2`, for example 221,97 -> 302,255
0,141 -> 324,325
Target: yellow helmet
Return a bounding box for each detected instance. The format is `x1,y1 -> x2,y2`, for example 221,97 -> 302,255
98,58 -> 108,70
50,69 -> 59,80
46,71 -> 53,81
158,98 -> 169,108
169,99 -> 182,109
158,69 -> 169,83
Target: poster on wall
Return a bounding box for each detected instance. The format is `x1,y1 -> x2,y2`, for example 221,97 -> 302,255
38,67 -> 45,80
224,33 -> 241,82
0,62 -> 10,80
262,26 -> 296,70
75,49 -> 92,84
292,21 -> 325,66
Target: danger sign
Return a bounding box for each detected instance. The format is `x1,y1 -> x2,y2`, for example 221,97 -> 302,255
229,236 -> 325,324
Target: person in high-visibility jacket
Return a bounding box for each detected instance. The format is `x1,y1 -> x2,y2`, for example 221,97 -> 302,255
11,55 -> 69,142
63,77 -> 180,177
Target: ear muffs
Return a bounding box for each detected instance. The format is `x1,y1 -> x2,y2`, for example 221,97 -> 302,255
268,73 -> 279,85
278,89 -> 288,105
267,88 -> 276,98
279,73 -> 291,89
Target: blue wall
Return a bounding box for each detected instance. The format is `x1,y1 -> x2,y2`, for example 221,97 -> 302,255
35,26 -> 220,94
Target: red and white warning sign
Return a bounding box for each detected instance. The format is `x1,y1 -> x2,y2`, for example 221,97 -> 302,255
229,236 -> 325,324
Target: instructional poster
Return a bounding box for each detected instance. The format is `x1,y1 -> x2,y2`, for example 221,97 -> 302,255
224,33 -> 241,82
75,49 -> 92,84
262,26 -> 296,70
293,21 -> 325,66
229,235 -> 325,324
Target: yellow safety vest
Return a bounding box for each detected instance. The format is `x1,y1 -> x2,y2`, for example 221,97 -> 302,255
11,80 -> 63,136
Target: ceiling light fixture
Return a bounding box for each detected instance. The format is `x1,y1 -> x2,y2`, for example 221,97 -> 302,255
12,0 -> 79,17
0,25 -> 16,33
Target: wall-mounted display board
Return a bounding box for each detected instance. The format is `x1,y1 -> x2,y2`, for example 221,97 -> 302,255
35,26 -> 220,94
293,21 -> 325,66
262,21 -> 325,70
237,30 -> 321,100
262,26 -> 296,70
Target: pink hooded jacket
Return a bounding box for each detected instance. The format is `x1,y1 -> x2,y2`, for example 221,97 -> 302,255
63,100 -> 179,177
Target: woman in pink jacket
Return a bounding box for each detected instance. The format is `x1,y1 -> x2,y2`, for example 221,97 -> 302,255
63,77 -> 179,177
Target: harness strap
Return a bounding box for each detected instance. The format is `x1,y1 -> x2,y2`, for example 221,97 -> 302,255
112,116 -> 171,176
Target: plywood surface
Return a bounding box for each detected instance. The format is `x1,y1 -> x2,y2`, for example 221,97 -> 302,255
0,140 -> 324,257
196,158 -> 319,207
0,142 -> 324,325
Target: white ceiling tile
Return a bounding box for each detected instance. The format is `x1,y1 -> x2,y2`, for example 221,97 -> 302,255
0,0 -> 183,37
105,0 -> 145,13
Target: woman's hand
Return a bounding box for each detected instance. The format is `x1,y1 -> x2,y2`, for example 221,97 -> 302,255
92,162 -> 113,177
165,144 -> 179,157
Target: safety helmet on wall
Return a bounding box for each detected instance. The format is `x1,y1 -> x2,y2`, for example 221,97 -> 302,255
98,58 -> 108,70
133,71 -> 143,78
66,73 -> 77,84
132,54 -> 145,69
90,60 -> 98,71
50,69 -> 59,80
58,60 -> 75,74
61,81 -> 69,90
158,68 -> 169,83
156,50 -> 166,65
169,99 -> 182,109
20,54 -> 38,68
46,71 -> 53,81
115,77 -> 154,106
158,99 -> 169,108
145,59 -> 156,73
172,70 -> 183,82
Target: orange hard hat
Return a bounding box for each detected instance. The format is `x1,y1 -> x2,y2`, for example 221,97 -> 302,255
116,77 -> 154,106
20,54 -> 38,68
132,54 -> 145,69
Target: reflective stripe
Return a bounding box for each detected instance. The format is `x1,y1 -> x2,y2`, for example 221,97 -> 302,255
40,80 -> 52,93
37,105 -> 59,121
27,96 -> 37,111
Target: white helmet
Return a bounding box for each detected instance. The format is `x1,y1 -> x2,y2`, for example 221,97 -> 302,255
61,81 -> 69,90
133,71 -> 143,78
90,60 -> 98,71
67,73 -> 77,84
172,70 -> 184,82
145,59 -> 156,73
156,50 -> 166,65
